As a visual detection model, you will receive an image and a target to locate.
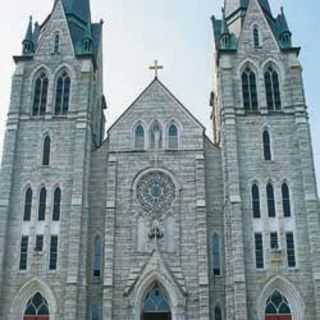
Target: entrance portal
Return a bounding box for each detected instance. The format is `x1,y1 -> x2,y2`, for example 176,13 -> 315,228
265,291 -> 292,320
141,284 -> 171,320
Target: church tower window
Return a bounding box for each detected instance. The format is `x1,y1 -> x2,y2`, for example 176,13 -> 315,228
282,183 -> 291,217
214,305 -> 222,320
38,187 -> 47,221
53,32 -> 60,54
24,292 -> 49,320
264,66 -> 281,111
93,236 -> 102,277
42,136 -> 51,166
150,121 -> 162,149
32,72 -> 49,116
168,124 -> 178,149
266,183 -> 276,217
19,236 -> 29,270
253,26 -> 260,48
212,233 -> 221,276
55,70 -> 71,115
135,125 -> 145,149
263,130 -> 272,161
255,233 -> 264,269
242,67 -> 258,111
23,188 -> 33,221
252,184 -> 261,218
49,235 -> 58,270
53,187 -> 61,221
286,232 -> 296,268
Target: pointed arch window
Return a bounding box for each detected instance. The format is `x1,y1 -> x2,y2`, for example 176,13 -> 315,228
23,188 -> 33,221
212,234 -> 221,276
263,130 -> 272,161
38,187 -> 47,221
265,291 -> 292,320
265,66 -> 281,111
253,26 -> 260,48
135,125 -> 145,149
242,67 -> 258,111
53,187 -> 61,221
93,236 -> 102,277
42,136 -> 51,166
24,292 -> 49,320
55,70 -> 71,115
143,284 -> 171,314
32,72 -> 49,116
168,124 -> 178,149
150,121 -> 162,149
252,184 -> 261,218
282,183 -> 291,217
267,183 -> 276,218
214,306 -> 222,320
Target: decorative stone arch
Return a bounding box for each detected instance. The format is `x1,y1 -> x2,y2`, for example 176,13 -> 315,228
132,120 -> 148,149
9,278 -> 58,320
257,276 -> 305,320
237,59 -> 259,77
129,270 -> 186,320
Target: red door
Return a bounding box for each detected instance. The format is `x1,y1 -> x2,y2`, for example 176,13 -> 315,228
24,317 -> 49,320
265,316 -> 292,320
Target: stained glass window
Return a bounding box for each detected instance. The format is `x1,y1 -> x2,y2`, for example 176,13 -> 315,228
286,232 -> 296,268
32,72 -> 48,116
135,125 -> 145,149
143,285 -> 170,313
282,183 -> 291,218
265,291 -> 291,316
267,183 -> 276,218
42,136 -> 51,166
252,184 -> 261,218
53,187 -> 61,221
38,187 -> 47,221
263,131 -> 272,161
168,124 -> 178,149
25,292 -> 49,316
19,236 -> 29,270
265,66 -> 281,111
255,233 -> 264,269
49,235 -> 58,270
55,71 -> 71,115
23,188 -> 33,221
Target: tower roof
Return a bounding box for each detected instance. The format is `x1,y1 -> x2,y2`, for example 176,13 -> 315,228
62,0 -> 91,24
224,0 -> 272,18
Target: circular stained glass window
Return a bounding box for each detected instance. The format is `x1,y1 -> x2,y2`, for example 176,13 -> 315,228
136,171 -> 176,213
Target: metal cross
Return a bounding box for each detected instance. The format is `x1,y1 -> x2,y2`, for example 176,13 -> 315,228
149,60 -> 163,79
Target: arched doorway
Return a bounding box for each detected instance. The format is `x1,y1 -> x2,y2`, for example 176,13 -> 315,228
141,284 -> 171,320
265,291 -> 292,320
24,292 -> 49,320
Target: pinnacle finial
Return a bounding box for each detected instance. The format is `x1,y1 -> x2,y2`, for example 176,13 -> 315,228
22,16 -> 35,55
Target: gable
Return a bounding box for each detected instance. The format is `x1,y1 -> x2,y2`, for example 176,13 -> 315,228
107,79 -> 205,151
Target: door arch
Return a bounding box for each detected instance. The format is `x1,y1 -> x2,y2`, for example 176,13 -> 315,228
265,290 -> 292,320
141,283 -> 171,320
24,292 -> 49,320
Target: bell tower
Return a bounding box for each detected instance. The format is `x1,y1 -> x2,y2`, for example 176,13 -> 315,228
212,0 -> 320,319
0,0 -> 105,319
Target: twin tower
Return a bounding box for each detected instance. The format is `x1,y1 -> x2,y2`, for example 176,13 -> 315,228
0,0 -> 319,320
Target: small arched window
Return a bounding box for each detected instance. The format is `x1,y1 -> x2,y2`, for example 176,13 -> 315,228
42,136 -> 51,166
242,67 -> 258,111
135,125 -> 145,149
252,184 -> 261,218
38,187 -> 47,221
54,32 -> 60,54
24,292 -> 49,318
168,124 -> 178,149
53,187 -> 61,221
263,130 -> 272,161
23,188 -> 33,221
55,71 -> 71,115
32,72 -> 49,116
214,306 -> 222,320
212,234 -> 221,276
93,236 -> 102,277
266,183 -> 276,218
282,183 -> 291,217
253,26 -> 260,48
264,66 -> 281,111
150,121 -> 162,149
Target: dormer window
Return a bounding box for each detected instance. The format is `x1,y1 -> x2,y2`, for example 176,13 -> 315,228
253,26 -> 260,48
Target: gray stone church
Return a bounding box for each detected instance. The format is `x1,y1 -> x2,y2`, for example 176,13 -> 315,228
0,0 -> 319,319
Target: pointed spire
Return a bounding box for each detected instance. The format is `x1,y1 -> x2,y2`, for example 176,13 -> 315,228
278,7 -> 292,48
220,8 -> 232,49
62,0 -> 91,24
22,16 -> 35,55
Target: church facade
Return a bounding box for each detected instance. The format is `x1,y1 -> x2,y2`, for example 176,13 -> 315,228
0,0 -> 319,320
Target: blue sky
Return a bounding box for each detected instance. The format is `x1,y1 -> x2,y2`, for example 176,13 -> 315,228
0,0 -> 319,187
